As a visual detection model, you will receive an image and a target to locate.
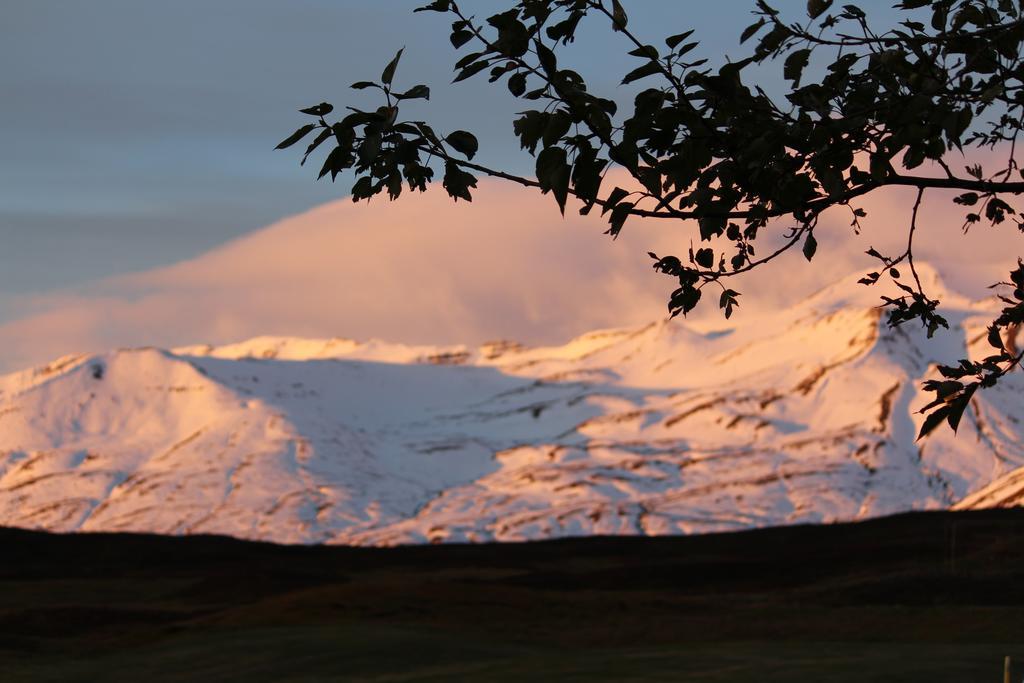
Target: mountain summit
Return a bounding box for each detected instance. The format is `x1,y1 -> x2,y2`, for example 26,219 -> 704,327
1,268 -> 1021,544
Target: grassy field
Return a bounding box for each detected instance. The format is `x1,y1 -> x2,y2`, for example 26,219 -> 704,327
2,509 -> 1023,681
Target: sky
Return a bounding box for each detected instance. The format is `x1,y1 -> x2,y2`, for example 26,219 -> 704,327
0,1 -> 1015,372
0,1 -> 745,297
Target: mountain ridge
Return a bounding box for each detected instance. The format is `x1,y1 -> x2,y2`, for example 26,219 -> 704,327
0,266 -> 1021,545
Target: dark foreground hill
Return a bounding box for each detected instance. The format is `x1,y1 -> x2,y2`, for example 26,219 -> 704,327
2,509 -> 1023,682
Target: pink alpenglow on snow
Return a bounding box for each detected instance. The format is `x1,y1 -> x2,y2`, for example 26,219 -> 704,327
0,263 -> 1021,545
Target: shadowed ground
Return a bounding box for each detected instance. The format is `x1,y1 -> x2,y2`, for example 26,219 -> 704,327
2,509 -> 1023,681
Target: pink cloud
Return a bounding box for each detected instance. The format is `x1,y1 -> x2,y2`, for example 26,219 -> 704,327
1,170 -> 1020,372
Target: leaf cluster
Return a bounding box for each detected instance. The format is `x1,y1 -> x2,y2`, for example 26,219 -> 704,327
281,0 -> 1024,434
276,48 -> 481,203
917,260 -> 1024,439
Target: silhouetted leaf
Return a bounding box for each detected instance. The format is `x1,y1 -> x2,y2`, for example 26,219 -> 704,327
802,232 -> 817,261
665,29 -> 694,49
317,145 -> 349,181
276,124 -> 317,150
450,29 -> 473,48
414,0 -> 450,12
508,72 -> 527,96
453,61 -> 489,83
536,42 -> 557,75
917,405 -> 951,440
670,284 -> 702,317
622,61 -> 662,85
807,0 -> 833,19
381,48 -> 404,86
537,146 -> 570,214
542,110 -> 571,148
607,201 -> 634,237
300,128 -> 333,165
395,85 -> 430,101
987,325 -> 1005,350
299,102 -> 334,117
602,187 -> 630,215
719,289 -> 740,319
442,161 -> 476,201
946,385 -> 978,432
611,0 -> 628,30
740,19 -> 765,43
628,45 -> 659,60
445,130 -> 478,160
784,49 -> 811,84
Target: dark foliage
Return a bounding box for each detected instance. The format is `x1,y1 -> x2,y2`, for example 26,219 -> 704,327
279,0 -> 1024,437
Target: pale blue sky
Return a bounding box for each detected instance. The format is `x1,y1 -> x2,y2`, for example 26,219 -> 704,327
1,1 -> 905,309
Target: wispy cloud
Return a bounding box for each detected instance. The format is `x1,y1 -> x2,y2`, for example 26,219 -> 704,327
0,176 -> 1017,373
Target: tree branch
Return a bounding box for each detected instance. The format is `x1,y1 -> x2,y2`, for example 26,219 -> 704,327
888,175 -> 1024,194
906,186 -> 926,296
421,141 -> 1024,226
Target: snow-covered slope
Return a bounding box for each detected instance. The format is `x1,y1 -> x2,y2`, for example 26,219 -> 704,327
1,267 -> 1021,545
954,466 -> 1024,510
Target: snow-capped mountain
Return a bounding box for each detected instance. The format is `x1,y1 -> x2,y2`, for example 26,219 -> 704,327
1,266 -> 1021,545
